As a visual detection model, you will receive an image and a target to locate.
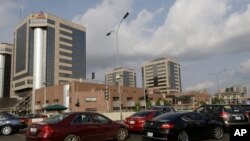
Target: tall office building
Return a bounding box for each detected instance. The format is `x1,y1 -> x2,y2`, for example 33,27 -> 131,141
141,58 -> 182,93
0,43 -> 13,98
105,67 -> 137,87
12,12 -> 86,96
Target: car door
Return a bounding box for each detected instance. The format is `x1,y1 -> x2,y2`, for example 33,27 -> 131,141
71,113 -> 101,141
91,113 -> 117,140
184,113 -> 209,138
0,113 -> 7,127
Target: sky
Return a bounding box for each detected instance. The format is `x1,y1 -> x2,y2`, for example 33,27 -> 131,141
1,0 -> 250,94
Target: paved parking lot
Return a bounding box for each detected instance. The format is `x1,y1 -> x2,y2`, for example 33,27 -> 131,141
0,131 -> 229,141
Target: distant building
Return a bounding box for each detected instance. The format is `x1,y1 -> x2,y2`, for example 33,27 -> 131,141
0,43 -> 13,98
141,57 -> 182,93
220,85 -> 248,104
105,67 -> 137,87
12,12 -> 86,97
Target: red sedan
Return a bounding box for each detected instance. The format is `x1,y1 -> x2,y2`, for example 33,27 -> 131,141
124,110 -> 164,132
26,112 -> 128,141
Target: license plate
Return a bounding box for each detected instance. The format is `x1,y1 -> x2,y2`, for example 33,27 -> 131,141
30,128 -> 37,133
129,121 -> 135,124
235,116 -> 241,120
147,132 -> 153,137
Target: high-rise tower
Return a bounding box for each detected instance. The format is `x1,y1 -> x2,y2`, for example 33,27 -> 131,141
142,58 -> 182,93
0,43 -> 13,98
12,12 -> 86,97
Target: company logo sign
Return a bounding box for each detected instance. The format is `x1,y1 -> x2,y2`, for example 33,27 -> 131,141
230,125 -> 250,141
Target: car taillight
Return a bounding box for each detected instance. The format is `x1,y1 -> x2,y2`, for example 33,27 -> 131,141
244,112 -> 249,118
138,120 -> 145,123
160,123 -> 174,129
19,118 -> 25,123
39,125 -> 54,138
220,112 -> 228,118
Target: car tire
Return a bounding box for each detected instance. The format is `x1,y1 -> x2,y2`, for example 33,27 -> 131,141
116,128 -> 128,141
212,126 -> 224,139
64,134 -> 80,141
1,125 -> 13,135
177,130 -> 189,141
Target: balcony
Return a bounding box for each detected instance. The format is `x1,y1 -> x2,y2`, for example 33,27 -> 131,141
113,101 -> 120,108
126,101 -> 135,107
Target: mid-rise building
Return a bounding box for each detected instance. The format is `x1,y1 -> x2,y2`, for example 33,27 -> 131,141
12,12 -> 86,97
141,57 -> 182,93
0,43 -> 13,98
105,67 -> 136,87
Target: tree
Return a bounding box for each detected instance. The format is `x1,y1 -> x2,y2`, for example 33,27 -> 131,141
212,97 -> 221,104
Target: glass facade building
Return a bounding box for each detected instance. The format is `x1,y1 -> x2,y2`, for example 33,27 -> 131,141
0,43 -> 13,98
12,12 -> 86,96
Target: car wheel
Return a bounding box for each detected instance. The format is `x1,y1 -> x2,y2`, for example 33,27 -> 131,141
212,126 -> 224,139
177,131 -> 189,141
64,134 -> 80,141
1,125 -> 13,135
116,128 -> 128,141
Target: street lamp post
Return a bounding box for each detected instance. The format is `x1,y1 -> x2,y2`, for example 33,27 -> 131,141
208,69 -> 226,104
106,12 -> 129,120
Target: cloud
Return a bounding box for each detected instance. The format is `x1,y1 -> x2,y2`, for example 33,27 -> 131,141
239,59 -> 250,75
185,81 -> 215,91
72,0 -> 250,87
0,0 -> 24,42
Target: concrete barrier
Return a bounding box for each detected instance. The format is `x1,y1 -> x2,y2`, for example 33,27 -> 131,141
102,112 -> 135,121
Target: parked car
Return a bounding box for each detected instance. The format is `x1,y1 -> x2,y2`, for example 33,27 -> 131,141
23,114 -> 48,125
26,112 -> 128,141
194,104 -> 250,130
143,112 -> 224,141
124,110 -> 165,132
150,106 -> 176,113
0,112 -> 27,135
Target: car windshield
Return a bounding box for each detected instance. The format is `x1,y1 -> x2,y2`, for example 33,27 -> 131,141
131,111 -> 151,117
5,112 -> 21,118
43,114 -> 69,124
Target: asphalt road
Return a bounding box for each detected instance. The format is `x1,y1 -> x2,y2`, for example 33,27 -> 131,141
0,131 -> 229,141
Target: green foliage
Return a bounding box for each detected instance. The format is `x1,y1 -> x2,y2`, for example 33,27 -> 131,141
146,101 -> 152,109
135,102 -> 141,112
156,98 -> 161,106
212,97 -> 221,104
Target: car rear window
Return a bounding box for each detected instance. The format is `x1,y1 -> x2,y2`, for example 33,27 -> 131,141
223,105 -> 244,113
153,113 -> 182,121
241,105 -> 250,111
43,114 -> 69,124
132,111 -> 151,117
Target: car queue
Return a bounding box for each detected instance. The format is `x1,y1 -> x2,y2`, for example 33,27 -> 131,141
1,104 -> 250,141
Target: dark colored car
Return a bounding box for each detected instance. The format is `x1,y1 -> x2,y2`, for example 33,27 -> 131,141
26,112 -> 128,141
194,104 -> 250,130
143,112 -> 224,141
0,112 -> 27,135
151,106 -> 176,113
240,105 -> 250,117
124,110 -> 164,132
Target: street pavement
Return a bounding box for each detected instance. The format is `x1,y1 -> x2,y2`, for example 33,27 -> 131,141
0,130 -> 229,141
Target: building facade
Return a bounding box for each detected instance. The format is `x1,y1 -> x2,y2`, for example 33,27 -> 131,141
141,58 -> 182,93
34,81 -> 143,113
0,43 -> 13,98
105,67 -> 137,87
12,12 -> 86,97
